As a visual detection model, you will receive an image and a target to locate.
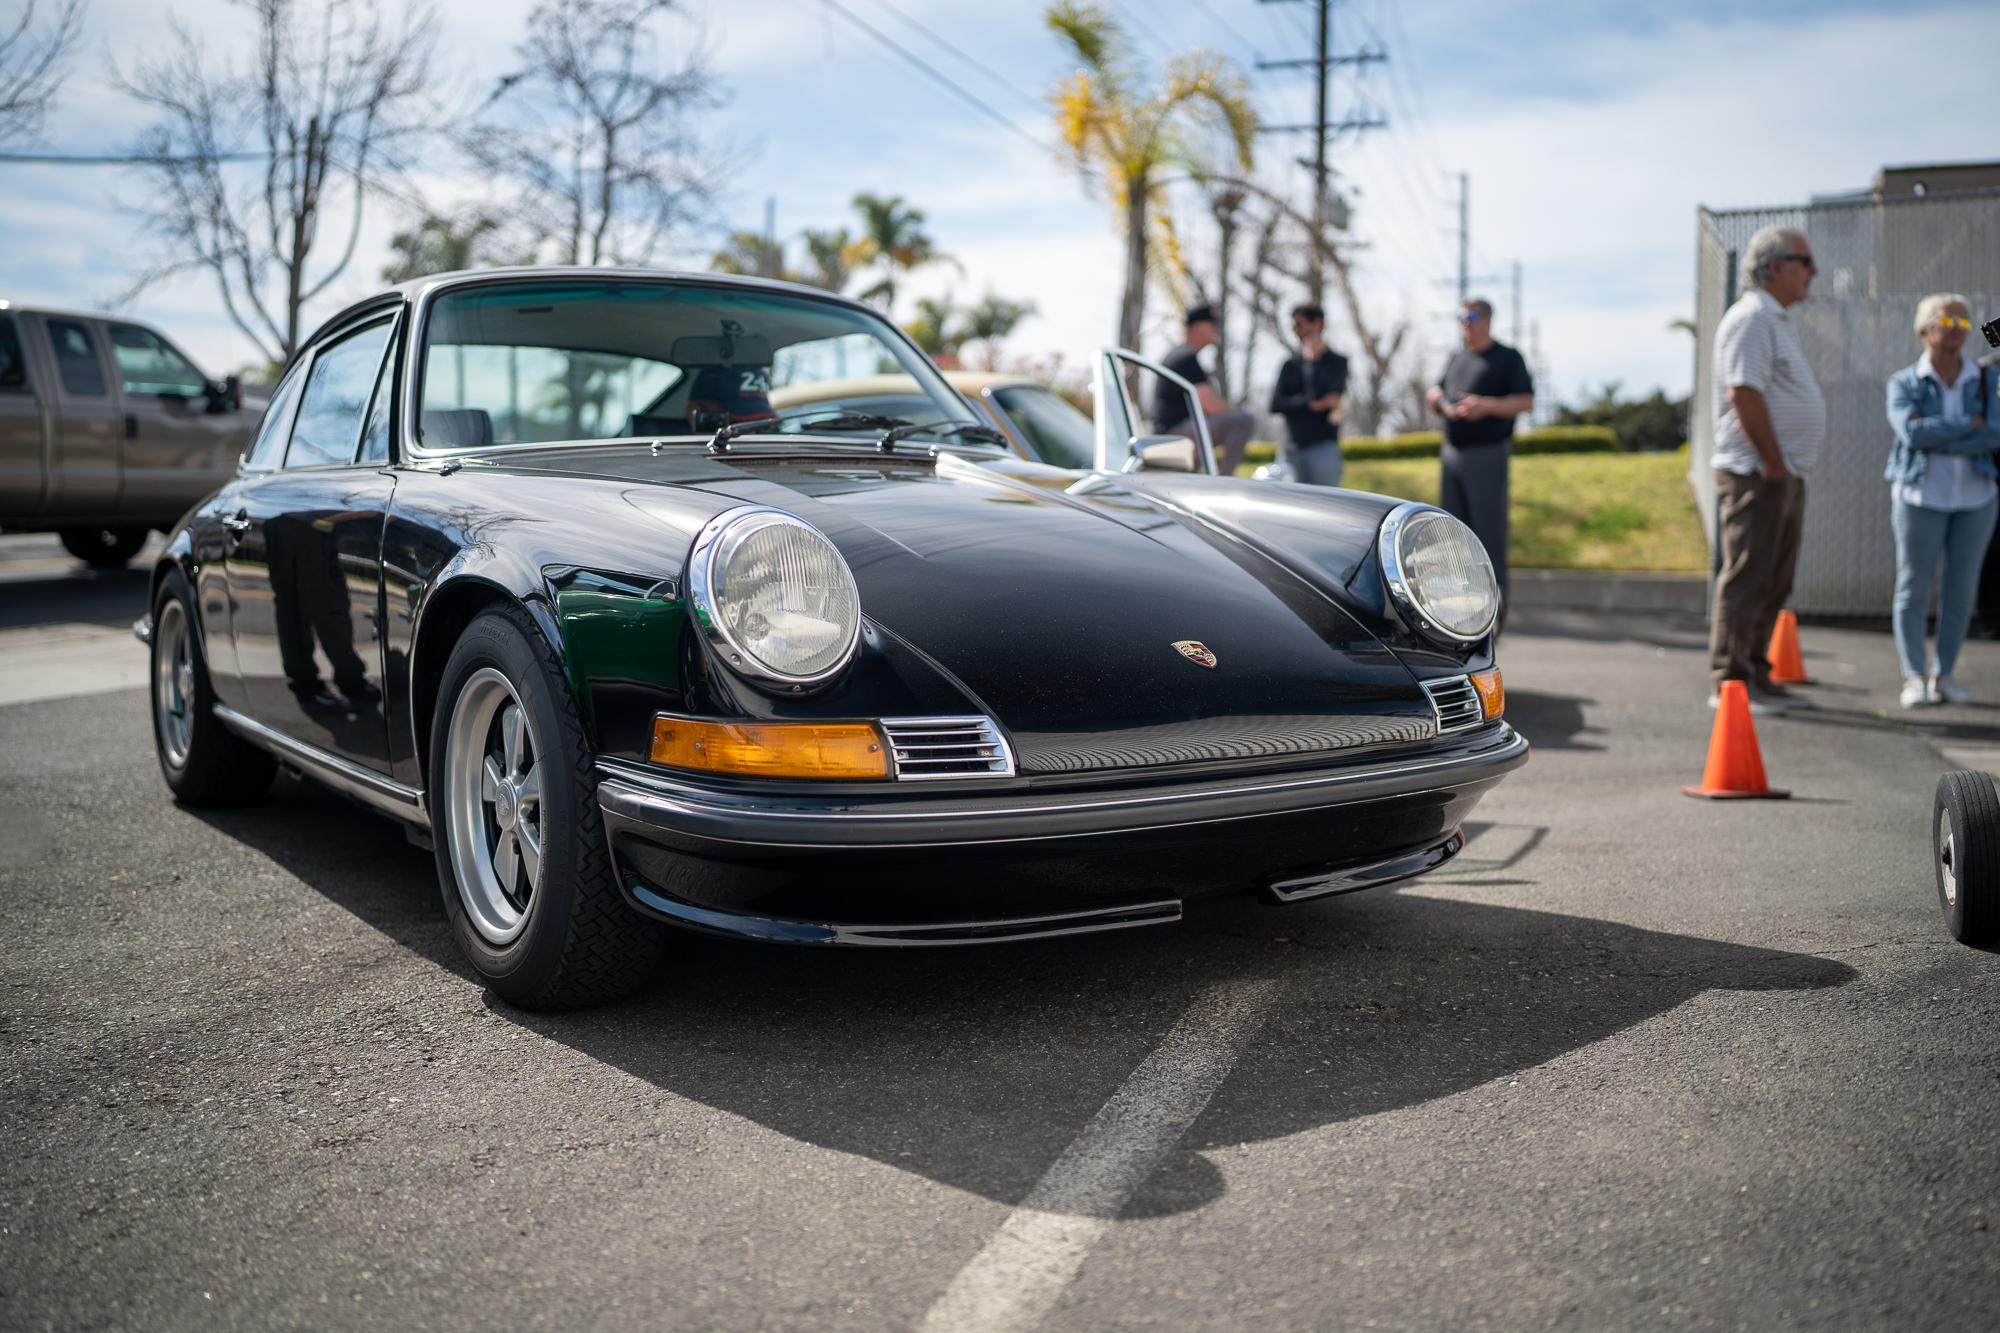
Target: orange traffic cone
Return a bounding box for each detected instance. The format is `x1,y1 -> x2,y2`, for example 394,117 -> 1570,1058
1767,610 -> 1811,684
1683,680 -> 1791,799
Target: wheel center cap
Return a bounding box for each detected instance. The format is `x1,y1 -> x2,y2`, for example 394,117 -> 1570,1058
495,782 -> 517,827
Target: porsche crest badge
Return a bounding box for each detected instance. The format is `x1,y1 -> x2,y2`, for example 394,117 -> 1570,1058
1171,640 -> 1217,668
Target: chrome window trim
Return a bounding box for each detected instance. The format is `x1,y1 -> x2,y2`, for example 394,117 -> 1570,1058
685,504 -> 864,687
1376,500 -> 1499,645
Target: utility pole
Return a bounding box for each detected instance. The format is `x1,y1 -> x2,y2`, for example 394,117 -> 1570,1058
1456,172 -> 1469,306
1511,260 -> 1522,346
1257,0 -> 1385,308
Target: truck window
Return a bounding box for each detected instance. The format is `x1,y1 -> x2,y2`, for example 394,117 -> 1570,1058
0,315 -> 28,392
46,320 -> 106,397
108,323 -> 209,396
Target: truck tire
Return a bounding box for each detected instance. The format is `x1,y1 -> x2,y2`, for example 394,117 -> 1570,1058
62,525 -> 149,567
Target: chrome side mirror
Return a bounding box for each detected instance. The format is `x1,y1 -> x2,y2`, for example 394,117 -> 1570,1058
1121,435 -> 1200,473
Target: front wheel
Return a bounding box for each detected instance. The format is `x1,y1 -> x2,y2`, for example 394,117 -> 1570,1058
430,605 -> 666,1009
1935,769 -> 2000,946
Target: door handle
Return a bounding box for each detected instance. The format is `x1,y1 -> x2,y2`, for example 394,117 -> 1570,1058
124,414 -> 138,440
220,510 -> 251,534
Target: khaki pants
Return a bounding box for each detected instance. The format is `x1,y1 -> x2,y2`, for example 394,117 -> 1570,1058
1709,470 -> 1806,685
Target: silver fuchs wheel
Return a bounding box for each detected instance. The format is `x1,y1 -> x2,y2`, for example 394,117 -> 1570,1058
445,668 -> 545,945
148,567 -> 274,807
429,604 -> 666,1009
153,594 -> 198,772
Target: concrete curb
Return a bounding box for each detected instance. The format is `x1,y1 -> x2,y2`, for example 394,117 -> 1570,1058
1509,568 -> 1708,615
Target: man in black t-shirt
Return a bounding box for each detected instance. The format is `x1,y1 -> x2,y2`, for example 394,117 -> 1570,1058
1270,303 -> 1349,485
1425,298 -> 1534,595
1151,304 -> 1256,474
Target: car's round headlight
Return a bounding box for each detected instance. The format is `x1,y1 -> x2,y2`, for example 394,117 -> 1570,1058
1378,503 -> 1499,643
689,508 -> 862,684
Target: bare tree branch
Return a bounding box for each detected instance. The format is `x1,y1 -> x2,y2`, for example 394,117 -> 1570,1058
470,0 -> 724,268
117,0 -> 438,361
0,0 -> 84,145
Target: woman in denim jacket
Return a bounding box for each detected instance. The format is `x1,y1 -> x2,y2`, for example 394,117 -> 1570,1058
1885,293 -> 2000,707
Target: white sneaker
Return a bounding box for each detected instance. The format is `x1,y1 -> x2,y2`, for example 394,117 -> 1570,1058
1709,686 -> 1788,715
1933,675 -> 1976,705
1901,675 -> 1936,708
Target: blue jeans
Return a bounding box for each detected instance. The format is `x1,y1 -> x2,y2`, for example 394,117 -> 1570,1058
1891,495 -> 2000,677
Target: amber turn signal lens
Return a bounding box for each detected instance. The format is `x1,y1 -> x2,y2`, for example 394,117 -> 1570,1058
1470,669 -> 1504,719
650,716 -> 888,779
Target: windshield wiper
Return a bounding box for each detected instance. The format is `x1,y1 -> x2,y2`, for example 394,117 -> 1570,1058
877,421 -> 1012,454
708,411 -> 912,453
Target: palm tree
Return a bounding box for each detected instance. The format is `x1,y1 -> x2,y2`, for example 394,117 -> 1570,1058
847,192 -> 954,314
710,231 -> 792,280
801,226 -> 856,293
1044,3 -> 1255,354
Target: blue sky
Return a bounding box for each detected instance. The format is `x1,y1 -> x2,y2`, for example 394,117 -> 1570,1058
4,0 -> 1997,409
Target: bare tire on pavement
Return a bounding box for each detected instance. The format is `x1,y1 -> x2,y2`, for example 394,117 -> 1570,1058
1935,768 -> 2000,946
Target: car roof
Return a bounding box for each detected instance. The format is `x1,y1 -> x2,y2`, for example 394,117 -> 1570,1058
941,370 -> 1042,394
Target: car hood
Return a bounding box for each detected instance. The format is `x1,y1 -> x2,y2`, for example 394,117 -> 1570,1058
488,446 -> 1431,770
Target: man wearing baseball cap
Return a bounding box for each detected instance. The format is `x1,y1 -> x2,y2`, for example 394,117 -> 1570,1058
1152,303 -> 1257,475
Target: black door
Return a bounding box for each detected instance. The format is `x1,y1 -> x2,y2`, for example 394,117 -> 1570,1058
223,317 -> 398,771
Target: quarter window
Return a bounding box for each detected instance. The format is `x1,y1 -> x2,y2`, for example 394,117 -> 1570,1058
245,358 -> 309,470
107,324 -> 209,396
46,320 -> 106,397
286,320 -> 394,468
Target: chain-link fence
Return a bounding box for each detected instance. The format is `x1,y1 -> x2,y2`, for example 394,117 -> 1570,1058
1691,189 -> 2000,614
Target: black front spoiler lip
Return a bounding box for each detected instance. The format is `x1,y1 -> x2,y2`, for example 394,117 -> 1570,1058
593,724 -> 1528,853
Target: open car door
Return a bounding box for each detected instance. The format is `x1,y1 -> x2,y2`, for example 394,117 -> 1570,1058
1090,348 -> 1219,476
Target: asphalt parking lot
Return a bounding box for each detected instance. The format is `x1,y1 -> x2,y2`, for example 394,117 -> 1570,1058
3,536 -> 1999,1331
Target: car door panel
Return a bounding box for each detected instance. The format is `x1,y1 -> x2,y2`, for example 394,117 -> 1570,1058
37,315 -> 122,518
223,318 -> 396,772
108,322 -> 242,525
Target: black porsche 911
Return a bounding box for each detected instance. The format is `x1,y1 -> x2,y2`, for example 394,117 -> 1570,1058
140,268 -> 1527,1009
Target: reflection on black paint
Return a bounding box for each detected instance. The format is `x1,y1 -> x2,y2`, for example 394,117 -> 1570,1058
266,509 -> 378,710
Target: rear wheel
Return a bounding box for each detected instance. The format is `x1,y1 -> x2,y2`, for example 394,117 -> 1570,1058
62,525 -> 149,566
150,569 -> 275,805
430,605 -> 666,1009
1935,769 -> 2000,946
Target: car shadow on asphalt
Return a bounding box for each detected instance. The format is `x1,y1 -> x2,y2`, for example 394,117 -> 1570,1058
192,772 -> 1860,1221
1500,690 -> 1604,750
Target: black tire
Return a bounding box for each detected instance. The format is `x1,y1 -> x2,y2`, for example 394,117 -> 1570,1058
429,604 -> 666,1010
1935,769 -> 2000,946
149,569 -> 277,806
62,525 -> 149,566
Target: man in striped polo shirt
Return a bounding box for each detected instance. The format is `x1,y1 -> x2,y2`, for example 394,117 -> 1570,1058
1709,225 -> 1825,712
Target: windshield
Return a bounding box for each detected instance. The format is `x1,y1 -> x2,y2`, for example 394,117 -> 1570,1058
416,279 -> 978,449
991,383 -> 1095,470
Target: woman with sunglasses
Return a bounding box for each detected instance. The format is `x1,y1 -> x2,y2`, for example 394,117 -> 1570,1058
1885,294 -> 2000,707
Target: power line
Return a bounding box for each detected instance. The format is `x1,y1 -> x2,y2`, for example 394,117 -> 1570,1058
855,0 -> 1044,114
815,0 -> 1049,153
0,151 -> 265,164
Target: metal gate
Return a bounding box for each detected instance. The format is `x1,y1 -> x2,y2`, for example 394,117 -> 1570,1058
1690,189 -> 2000,614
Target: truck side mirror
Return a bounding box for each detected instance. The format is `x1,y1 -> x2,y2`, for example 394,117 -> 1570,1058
206,375 -> 242,415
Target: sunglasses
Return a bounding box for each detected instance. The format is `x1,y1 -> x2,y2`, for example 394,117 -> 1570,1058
1934,316 -> 1973,330
1459,311 -> 1488,324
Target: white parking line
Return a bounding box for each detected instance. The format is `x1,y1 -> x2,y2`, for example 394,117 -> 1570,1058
917,977 -> 1280,1333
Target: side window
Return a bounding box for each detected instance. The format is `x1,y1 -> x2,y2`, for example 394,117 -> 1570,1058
45,320 -> 106,397
356,328 -> 399,463
245,357 -> 310,469
0,314 -> 29,392
107,323 -> 208,396
285,320 -> 393,468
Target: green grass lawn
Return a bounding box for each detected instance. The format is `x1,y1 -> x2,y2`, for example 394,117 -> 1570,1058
1336,447 -> 1707,572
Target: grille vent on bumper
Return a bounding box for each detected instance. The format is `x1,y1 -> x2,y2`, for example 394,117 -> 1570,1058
1422,675 -> 1484,733
881,716 -> 1016,780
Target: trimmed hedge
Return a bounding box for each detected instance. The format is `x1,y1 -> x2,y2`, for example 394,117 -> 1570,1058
1241,424 -> 1619,466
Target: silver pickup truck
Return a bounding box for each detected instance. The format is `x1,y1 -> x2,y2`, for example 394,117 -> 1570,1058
0,302 -> 261,565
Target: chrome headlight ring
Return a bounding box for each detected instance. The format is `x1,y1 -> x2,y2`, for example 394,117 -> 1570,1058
1377,501 -> 1500,645
686,505 -> 864,687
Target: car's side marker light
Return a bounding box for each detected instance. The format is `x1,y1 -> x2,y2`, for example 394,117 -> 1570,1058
650,715 -> 889,779
1470,669 -> 1504,719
